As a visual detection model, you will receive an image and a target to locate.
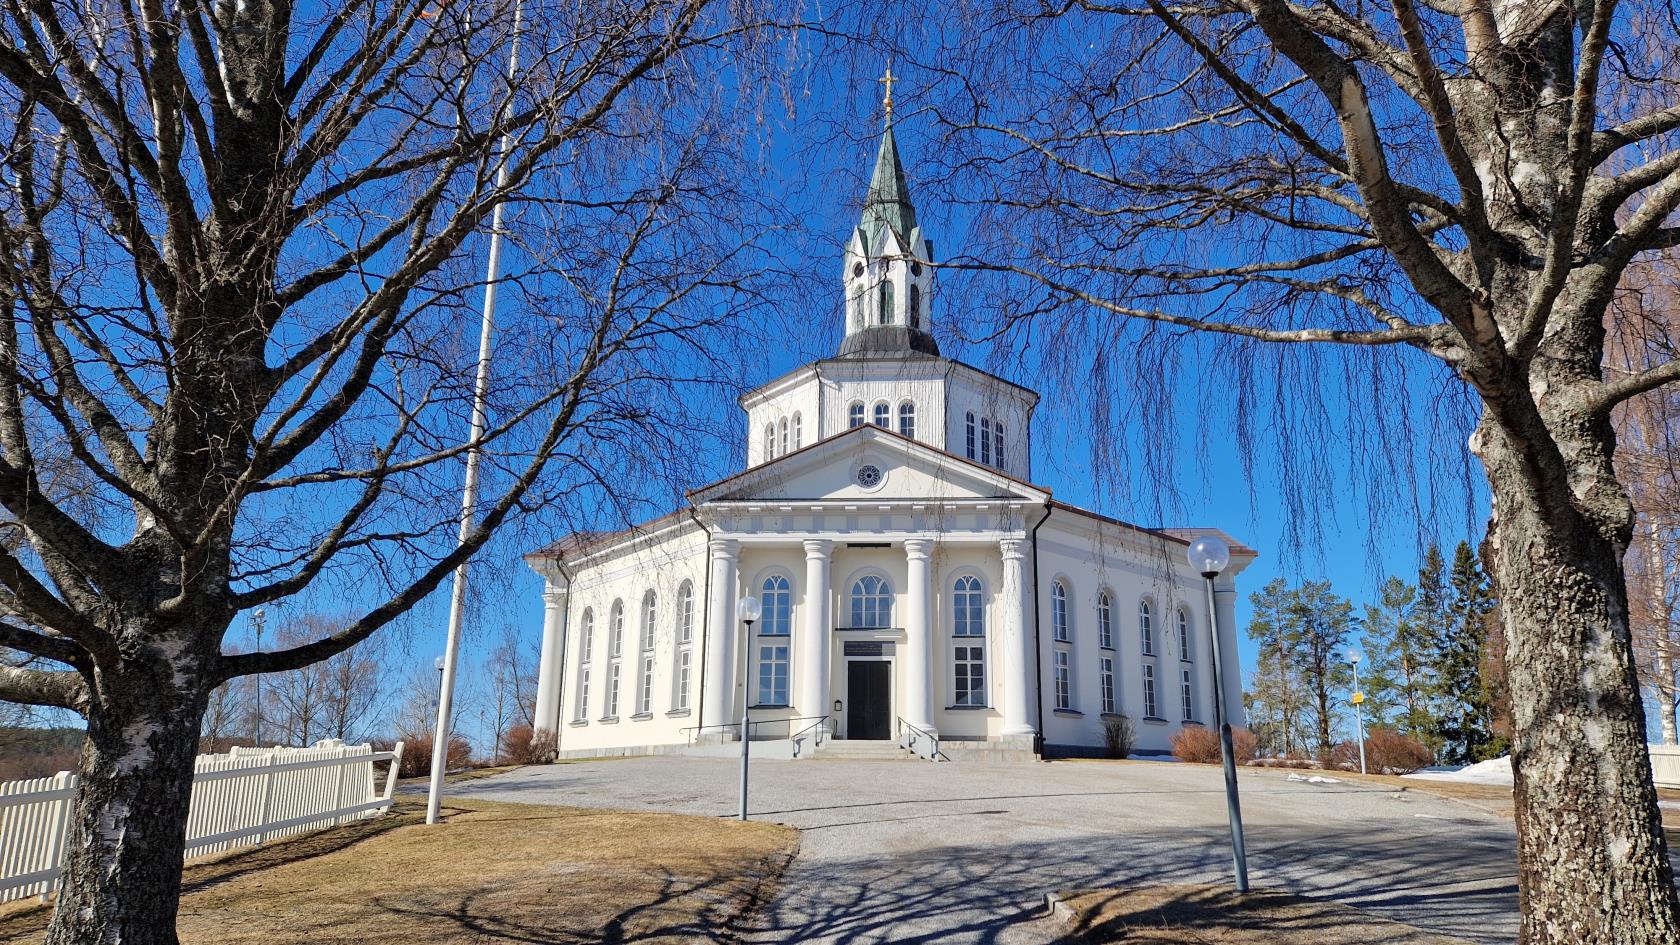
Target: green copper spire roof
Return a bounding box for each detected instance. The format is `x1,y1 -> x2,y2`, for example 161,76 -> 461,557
859,124 -> 917,253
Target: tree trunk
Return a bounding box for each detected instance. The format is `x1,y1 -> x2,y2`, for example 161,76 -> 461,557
44,676 -> 206,945
1476,415 -> 1680,944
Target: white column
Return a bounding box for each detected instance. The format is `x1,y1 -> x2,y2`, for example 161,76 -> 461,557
1214,580 -> 1246,727
701,538 -> 741,733
903,538 -> 937,734
999,537 -> 1035,736
532,583 -> 568,735
801,540 -> 833,731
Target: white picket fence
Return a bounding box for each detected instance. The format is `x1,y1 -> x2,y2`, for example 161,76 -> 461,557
1651,744 -> 1680,789
0,739 -> 403,904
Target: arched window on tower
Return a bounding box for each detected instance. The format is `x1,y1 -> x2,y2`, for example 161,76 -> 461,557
980,417 -> 992,465
910,284 -> 921,328
898,401 -> 915,439
873,401 -> 890,428
848,402 -> 865,429
965,412 -> 977,459
763,424 -> 774,460
994,422 -> 1006,472
879,279 -> 896,325
792,413 -> 802,449
779,417 -> 789,456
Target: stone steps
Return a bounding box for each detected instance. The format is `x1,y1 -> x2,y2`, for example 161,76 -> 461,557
813,739 -> 915,760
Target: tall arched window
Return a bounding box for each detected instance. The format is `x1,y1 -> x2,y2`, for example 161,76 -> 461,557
848,401 -> 865,428
909,283 -> 921,327
879,279 -> 895,325
994,422 -> 1006,471
980,417 -> 993,465
637,591 -> 657,714
779,418 -> 790,457
850,575 -> 893,628
792,413 -> 803,449
898,401 -> 916,439
673,581 -> 694,711
1098,591 -> 1114,649
757,575 -> 792,706
1178,608 -> 1192,661
763,424 -> 774,460
1052,580 -> 1070,642
872,401 -> 890,428
965,412 -> 977,458
574,609 -> 595,722
1140,599 -> 1155,655
606,601 -> 625,717
953,575 -> 985,707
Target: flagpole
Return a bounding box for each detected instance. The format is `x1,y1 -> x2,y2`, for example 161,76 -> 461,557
426,0 -> 525,826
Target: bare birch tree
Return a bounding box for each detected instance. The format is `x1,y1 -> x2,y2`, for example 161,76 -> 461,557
0,0 -> 778,941
914,0 -> 1680,938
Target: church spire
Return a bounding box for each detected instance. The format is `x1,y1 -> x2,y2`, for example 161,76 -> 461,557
839,71 -> 939,359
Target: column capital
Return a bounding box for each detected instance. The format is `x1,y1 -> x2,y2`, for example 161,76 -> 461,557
803,538 -> 833,559
903,537 -> 934,559
708,537 -> 740,559
542,585 -> 568,607
999,537 -> 1027,561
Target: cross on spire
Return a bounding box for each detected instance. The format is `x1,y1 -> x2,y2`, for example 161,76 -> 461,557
879,66 -> 897,121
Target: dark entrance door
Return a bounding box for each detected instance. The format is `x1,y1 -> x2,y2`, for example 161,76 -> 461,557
846,661 -> 891,740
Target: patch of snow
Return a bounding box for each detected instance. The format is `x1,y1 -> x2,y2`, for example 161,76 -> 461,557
1403,755 -> 1513,786
1286,773 -> 1343,785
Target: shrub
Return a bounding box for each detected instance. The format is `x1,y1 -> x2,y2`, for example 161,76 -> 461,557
1170,725 -> 1221,763
1331,730 -> 1434,774
381,733 -> 471,777
1101,714 -> 1136,759
1170,725 -> 1260,765
501,725 -> 559,764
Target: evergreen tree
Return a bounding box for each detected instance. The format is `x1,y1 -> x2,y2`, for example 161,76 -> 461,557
1357,579 -> 1411,729
1286,580 -> 1356,756
1245,578 -> 1309,754
1434,541 -> 1500,764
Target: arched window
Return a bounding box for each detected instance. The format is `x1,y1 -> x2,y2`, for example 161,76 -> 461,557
898,401 -> 916,439
606,601 -> 625,717
792,413 -> 803,449
952,575 -> 985,707
909,283 -> 921,327
763,424 -> 774,460
965,411 -> 977,459
574,609 -> 595,722
1052,580 -> 1070,642
848,401 -> 865,429
1181,668 -> 1195,721
1098,591 -> 1114,649
994,422 -> 1006,471
757,575 -> 792,706
1140,599 -> 1155,655
637,591 -> 657,714
879,280 -> 895,325
850,575 -> 893,628
779,418 -> 790,457
1142,664 -> 1158,718
872,401 -> 890,428
1178,608 -> 1192,661
1100,656 -> 1116,714
673,581 -> 694,711
980,417 -> 992,465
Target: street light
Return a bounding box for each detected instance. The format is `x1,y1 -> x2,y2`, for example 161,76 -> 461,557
251,608 -> 267,747
1188,534 -> 1249,892
736,595 -> 761,821
1348,649 -> 1368,776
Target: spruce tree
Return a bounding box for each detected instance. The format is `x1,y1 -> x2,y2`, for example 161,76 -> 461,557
1357,577 -> 1412,730
1434,541 -> 1499,764
1286,580 -> 1355,757
1246,578 -> 1306,754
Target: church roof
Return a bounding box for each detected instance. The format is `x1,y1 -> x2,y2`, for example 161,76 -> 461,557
858,124 -> 917,255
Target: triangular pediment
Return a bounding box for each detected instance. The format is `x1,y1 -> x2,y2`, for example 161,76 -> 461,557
688,425 -> 1049,506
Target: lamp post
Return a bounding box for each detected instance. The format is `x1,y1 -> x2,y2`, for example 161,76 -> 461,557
736,595 -> 761,821
1348,649 -> 1368,775
251,608 -> 267,747
434,655 -> 447,737
1188,534 -> 1249,892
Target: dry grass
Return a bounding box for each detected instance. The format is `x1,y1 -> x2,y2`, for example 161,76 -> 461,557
1054,884 -> 1475,944
0,797 -> 797,944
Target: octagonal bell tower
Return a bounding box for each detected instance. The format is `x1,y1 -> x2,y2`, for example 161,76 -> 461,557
841,79 -> 938,359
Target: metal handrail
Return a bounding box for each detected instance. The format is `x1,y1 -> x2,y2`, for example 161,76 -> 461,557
895,716 -> 942,762
681,714 -> 832,746
790,714 -> 831,758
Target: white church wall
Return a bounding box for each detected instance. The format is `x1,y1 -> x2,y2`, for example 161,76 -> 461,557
745,372 -> 821,467
817,366 -> 947,450
929,543 -> 1007,741
555,525 -> 709,756
944,371 -> 1035,477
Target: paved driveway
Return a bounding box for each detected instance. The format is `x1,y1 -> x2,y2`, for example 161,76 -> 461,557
448,757 -> 1517,944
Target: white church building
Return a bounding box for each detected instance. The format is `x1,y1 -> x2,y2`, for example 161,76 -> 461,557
526,115 -> 1254,761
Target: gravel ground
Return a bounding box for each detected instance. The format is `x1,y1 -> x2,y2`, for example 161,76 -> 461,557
447,756 -> 1518,944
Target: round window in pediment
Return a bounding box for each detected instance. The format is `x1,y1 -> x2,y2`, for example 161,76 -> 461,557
856,464 -> 884,489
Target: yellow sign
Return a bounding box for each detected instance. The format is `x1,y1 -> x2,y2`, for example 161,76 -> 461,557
1350,692 -> 1365,705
